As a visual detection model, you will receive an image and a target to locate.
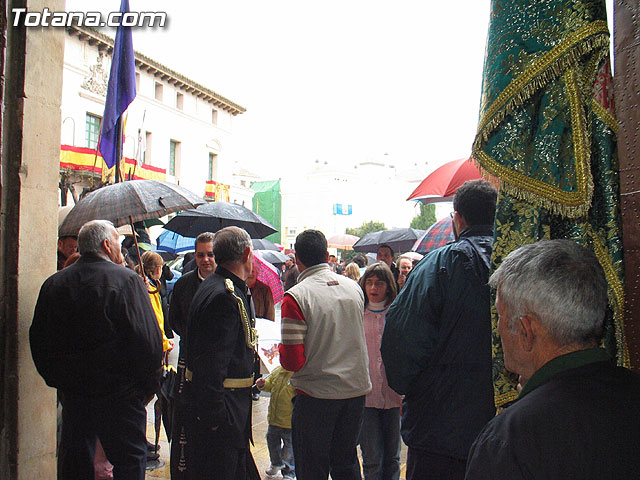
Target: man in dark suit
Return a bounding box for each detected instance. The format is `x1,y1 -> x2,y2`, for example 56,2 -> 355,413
174,226 -> 259,479
169,231 -> 215,478
31,219 -> 162,480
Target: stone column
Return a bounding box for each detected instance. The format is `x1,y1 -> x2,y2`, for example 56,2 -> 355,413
615,0 -> 640,370
0,1 -> 65,478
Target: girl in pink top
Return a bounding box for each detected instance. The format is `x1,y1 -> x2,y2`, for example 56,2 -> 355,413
359,262 -> 402,480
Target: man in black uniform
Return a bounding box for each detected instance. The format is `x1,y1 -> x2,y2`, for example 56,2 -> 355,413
169,231 -> 215,477
174,226 -> 260,479
31,219 -> 162,480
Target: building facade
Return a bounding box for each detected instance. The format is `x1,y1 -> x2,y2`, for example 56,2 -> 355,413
59,25 -> 247,205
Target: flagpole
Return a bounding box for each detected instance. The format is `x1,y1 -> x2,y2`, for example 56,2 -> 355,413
115,117 -> 123,183
98,0 -> 136,180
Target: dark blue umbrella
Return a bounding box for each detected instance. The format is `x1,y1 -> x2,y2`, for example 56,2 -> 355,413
156,230 -> 196,254
252,238 -> 280,251
164,201 -> 277,239
353,228 -> 426,254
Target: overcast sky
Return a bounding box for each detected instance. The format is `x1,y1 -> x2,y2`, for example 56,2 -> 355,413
65,0 -> 614,180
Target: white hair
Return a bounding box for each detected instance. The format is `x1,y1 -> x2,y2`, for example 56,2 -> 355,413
489,239 -> 607,346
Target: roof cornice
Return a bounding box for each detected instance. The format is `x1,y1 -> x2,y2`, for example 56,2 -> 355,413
67,25 -> 246,116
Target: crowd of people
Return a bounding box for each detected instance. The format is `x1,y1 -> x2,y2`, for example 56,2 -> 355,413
32,178 -> 640,480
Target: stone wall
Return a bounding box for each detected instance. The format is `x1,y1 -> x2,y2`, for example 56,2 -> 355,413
0,1 -> 65,478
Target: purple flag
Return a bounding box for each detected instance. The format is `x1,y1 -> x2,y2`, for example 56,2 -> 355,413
99,0 -> 136,169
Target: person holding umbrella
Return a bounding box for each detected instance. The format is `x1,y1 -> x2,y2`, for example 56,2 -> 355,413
30,220 -> 163,480
246,259 -> 275,322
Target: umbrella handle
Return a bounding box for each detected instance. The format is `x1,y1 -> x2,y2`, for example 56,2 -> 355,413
130,215 -> 144,275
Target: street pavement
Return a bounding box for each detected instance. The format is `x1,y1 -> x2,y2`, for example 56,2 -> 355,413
143,393 -> 408,479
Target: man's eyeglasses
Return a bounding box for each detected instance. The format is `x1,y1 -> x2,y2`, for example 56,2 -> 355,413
196,252 -> 214,258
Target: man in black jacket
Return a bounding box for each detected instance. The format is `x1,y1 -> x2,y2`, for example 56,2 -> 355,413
465,239 -> 640,479
169,231 -> 215,478
31,219 -> 163,480
174,226 -> 260,479
381,180 -> 498,480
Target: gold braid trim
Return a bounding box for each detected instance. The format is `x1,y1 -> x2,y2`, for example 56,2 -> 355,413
591,98 -> 618,135
225,278 -> 258,348
475,21 -> 610,141
495,390 -> 518,409
587,226 -> 629,367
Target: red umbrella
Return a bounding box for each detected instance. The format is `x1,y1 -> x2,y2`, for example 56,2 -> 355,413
412,217 -> 455,254
407,158 -> 483,204
253,255 -> 284,304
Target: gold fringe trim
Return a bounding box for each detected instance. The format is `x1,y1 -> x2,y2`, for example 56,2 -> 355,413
587,226 -> 629,367
475,20 -> 609,141
473,69 -> 595,219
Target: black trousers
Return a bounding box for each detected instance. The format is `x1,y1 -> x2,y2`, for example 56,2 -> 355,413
292,394 -> 365,480
58,391 -> 147,480
170,386 -> 259,480
406,448 -> 466,480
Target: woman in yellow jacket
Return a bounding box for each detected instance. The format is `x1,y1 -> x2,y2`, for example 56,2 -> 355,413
136,251 -> 173,353
256,366 -> 295,479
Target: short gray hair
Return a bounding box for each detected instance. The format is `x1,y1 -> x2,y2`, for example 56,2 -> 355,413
196,231 -> 215,245
489,239 -> 607,346
213,226 -> 251,265
78,220 -> 116,255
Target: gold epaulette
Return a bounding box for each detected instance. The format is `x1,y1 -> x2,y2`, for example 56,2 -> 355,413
225,278 -> 258,348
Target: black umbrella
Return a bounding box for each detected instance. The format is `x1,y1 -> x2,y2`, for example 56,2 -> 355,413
164,202 -> 277,239
252,238 -> 280,251
254,249 -> 290,266
58,180 -> 205,237
353,228 -> 426,254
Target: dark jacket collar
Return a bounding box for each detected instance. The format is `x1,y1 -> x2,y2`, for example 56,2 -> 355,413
76,252 -> 111,264
518,348 -> 611,399
458,224 -> 494,239
215,265 -> 248,294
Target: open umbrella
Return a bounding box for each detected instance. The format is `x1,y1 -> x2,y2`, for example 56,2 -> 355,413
164,201 -> 277,239
59,180 -> 204,237
156,230 -> 196,254
254,249 -> 290,267
412,217 -> 455,254
353,228 -> 426,254
327,233 -> 360,250
253,255 -> 284,304
252,238 -> 280,251
407,158 -> 483,204
400,251 -> 424,262
58,180 -> 204,267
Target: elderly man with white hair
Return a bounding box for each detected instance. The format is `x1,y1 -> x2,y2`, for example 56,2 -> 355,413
31,219 -> 163,480
465,239 -> 640,479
